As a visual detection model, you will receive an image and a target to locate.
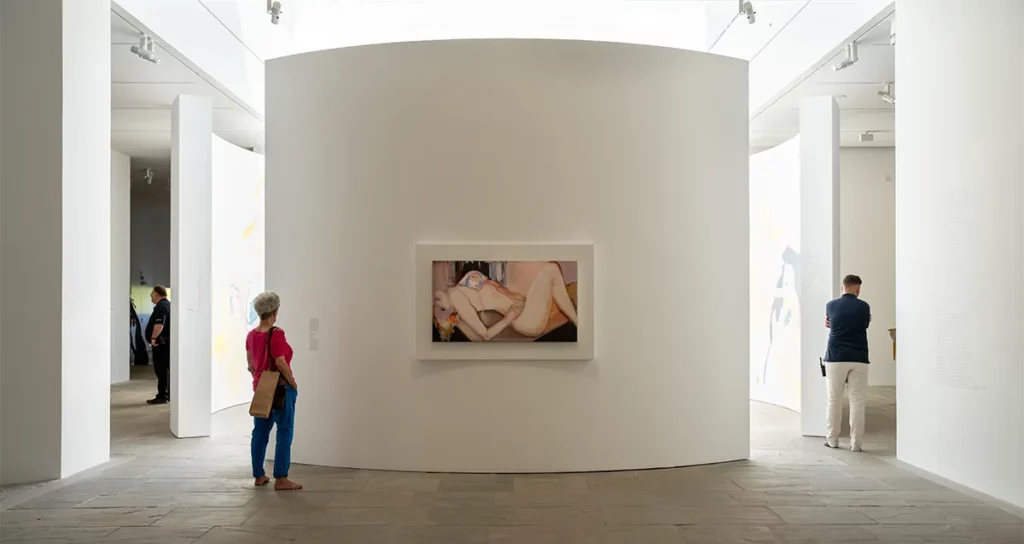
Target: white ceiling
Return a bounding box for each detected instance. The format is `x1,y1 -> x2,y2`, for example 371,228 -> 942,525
110,11 -> 264,173
749,13 -> 895,151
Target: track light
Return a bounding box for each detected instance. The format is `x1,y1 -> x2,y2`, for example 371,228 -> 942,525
144,168 -> 154,184
130,35 -> 160,64
889,17 -> 896,46
832,43 -> 859,71
267,0 -> 282,25
739,0 -> 756,24
878,82 -> 896,105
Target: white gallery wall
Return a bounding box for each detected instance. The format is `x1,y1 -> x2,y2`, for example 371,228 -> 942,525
111,150 -> 132,385
267,40 -> 750,472
1,0 -> 111,483
839,147 -> 895,386
210,135 -> 265,413
896,0 -> 1023,507
749,136 -> 802,412
170,95 -> 213,438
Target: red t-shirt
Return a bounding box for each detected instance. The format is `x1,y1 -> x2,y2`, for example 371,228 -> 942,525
246,328 -> 294,391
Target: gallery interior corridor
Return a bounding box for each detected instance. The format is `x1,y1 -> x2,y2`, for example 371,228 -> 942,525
0,373 -> 1021,543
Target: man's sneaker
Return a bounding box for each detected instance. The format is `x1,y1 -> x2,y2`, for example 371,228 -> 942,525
146,397 -> 168,405
824,440 -> 839,449
851,445 -> 862,452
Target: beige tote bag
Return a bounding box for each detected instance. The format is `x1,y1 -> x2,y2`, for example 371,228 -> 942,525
249,327 -> 284,418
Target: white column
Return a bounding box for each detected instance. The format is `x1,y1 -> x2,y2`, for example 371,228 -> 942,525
798,97 -> 840,437
0,0 -> 111,483
896,0 -> 1023,507
170,96 -> 213,438
111,151 -> 132,385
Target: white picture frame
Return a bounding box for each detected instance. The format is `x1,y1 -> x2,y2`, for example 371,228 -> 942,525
415,243 -> 595,361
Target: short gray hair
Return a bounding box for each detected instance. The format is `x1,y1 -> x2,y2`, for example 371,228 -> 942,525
252,291 -> 281,319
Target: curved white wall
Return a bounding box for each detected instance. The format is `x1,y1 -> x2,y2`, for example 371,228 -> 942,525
749,136 -> 802,412
266,40 -> 749,472
211,135 -> 265,413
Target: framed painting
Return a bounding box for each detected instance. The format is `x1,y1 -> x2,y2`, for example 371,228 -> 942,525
415,243 -> 594,361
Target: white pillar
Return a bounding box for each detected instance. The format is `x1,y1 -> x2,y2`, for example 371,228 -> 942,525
798,97 -> 841,437
170,96 -> 213,438
111,151 -> 132,385
895,0 -> 1024,507
0,0 -> 111,483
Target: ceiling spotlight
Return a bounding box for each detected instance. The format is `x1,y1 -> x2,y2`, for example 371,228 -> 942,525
739,1 -> 756,24
889,17 -> 896,46
267,0 -> 282,25
878,82 -> 896,104
130,35 -> 160,64
832,43 -> 859,71
859,131 -> 875,143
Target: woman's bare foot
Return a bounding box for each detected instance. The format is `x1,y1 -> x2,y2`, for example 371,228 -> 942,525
254,476 -> 270,487
274,478 -> 303,491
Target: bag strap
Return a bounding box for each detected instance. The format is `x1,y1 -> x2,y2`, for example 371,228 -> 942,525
266,326 -> 278,371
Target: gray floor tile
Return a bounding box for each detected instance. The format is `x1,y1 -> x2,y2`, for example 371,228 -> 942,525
328,490 -> 416,507
600,506 -> 696,525
427,506 -> 517,526
152,505 -> 260,527
0,507 -> 172,528
489,525 -> 589,544
413,491 -> 496,507
338,506 -> 431,526
392,526 -> 491,544
858,506 -> 967,525
439,475 -> 515,493
768,506 -> 876,525
101,526 -> 211,543
363,473 -> 443,492
677,524 -> 778,543
0,527 -> 118,543
936,504 -> 1024,525
512,475 -> 590,494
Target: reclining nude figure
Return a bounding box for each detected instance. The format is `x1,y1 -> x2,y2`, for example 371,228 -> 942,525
434,262 -> 578,341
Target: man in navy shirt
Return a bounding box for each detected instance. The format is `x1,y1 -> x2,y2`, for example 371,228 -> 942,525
823,274 -> 871,451
145,286 -> 171,405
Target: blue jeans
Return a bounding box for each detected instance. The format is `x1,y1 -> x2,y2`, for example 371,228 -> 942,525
251,385 -> 297,479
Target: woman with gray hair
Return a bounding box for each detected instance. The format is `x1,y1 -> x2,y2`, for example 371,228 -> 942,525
245,291 -> 302,490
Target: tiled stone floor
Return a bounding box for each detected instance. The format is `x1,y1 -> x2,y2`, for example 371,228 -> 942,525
1,367 -> 1021,543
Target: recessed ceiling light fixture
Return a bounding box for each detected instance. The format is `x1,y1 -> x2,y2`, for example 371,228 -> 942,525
832,43 -> 859,71
878,82 -> 896,104
739,0 -> 756,24
130,34 -> 160,64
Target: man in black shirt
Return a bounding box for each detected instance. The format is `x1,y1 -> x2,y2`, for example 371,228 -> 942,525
145,285 -> 171,405
823,274 -> 871,451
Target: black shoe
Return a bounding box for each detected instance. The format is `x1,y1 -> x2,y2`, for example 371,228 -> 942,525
146,397 -> 168,405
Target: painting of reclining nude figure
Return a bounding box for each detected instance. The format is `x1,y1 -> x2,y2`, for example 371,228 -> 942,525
432,261 -> 579,343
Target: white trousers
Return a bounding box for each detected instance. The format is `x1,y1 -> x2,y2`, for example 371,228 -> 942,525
825,362 -> 869,448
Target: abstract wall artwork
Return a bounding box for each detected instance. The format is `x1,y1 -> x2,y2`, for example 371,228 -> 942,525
431,261 -> 579,343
